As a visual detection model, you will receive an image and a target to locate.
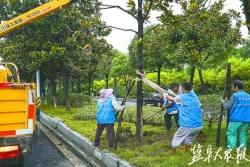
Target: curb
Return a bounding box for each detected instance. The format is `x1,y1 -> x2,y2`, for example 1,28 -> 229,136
40,112 -> 132,167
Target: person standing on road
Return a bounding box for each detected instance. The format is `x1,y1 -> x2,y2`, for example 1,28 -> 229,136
160,83 -> 179,131
221,80 -> 250,150
165,81 -> 203,154
94,88 -> 125,148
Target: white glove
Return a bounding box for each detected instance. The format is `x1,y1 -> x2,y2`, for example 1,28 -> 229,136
221,99 -> 225,103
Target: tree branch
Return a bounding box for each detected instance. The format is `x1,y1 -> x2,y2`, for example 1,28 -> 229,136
143,0 -> 153,23
182,0 -> 211,14
100,4 -> 138,20
108,25 -> 138,34
142,24 -> 161,37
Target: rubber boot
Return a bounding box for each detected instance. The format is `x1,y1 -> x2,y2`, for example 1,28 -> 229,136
183,145 -> 190,153
171,147 -> 176,154
199,132 -> 206,142
94,140 -> 99,147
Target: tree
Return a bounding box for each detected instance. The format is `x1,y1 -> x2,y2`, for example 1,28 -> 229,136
92,49 -> 116,90
101,0 -> 176,141
0,0 -> 111,111
234,38 -> 250,58
126,0 -> 242,95
110,52 -> 134,90
129,24 -> 179,85
171,0 -> 242,93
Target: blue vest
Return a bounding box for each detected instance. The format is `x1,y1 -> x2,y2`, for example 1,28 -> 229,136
96,98 -> 116,124
178,92 -> 203,128
230,91 -> 250,122
164,98 -> 178,113
178,86 -> 201,106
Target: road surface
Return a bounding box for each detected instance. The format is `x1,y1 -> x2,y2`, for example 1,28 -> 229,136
24,124 -> 91,167
92,97 -> 136,106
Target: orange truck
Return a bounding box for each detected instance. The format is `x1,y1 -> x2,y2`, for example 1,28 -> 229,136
0,0 -> 75,166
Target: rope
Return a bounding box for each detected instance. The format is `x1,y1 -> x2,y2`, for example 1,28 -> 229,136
136,70 -> 169,96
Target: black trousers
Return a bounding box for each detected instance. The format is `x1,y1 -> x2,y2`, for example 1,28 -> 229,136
95,124 -> 114,148
164,112 -> 179,130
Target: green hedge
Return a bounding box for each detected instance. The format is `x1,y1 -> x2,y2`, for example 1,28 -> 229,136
46,92 -> 91,107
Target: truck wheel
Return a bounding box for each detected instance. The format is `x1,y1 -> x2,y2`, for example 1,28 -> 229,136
143,101 -> 146,106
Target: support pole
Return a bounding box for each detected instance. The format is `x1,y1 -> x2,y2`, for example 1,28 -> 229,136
216,63 -> 231,147
36,70 -> 41,136
113,80 -> 135,150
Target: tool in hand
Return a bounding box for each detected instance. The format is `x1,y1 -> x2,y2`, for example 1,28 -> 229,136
143,109 -> 162,124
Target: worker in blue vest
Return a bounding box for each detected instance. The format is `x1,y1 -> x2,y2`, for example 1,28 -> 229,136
165,81 -> 203,153
170,83 -> 206,142
94,88 -> 125,148
160,83 -> 179,131
221,80 -> 250,150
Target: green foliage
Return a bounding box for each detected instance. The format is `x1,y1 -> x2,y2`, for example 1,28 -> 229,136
57,92 -> 65,106
128,0 -> 243,87
92,77 -> 137,98
46,92 -> 91,107
235,38 -> 250,58
70,93 -> 91,107
199,94 -> 224,123
73,104 -> 96,120
110,53 -> 135,93
0,0 -> 112,111
91,52 -> 250,97
173,0 -> 243,71
110,53 -> 134,78
93,80 -> 106,94
41,104 -> 79,118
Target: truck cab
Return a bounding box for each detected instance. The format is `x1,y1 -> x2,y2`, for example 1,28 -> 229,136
0,63 -> 15,83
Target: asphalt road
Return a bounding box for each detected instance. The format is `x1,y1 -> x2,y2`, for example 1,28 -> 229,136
24,97 -> 136,167
24,124 -> 91,167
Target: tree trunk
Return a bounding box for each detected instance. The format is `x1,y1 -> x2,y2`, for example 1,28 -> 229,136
40,71 -> 46,102
114,77 -> 117,97
88,73 -> 91,96
62,66 -> 71,111
77,77 -> 81,93
91,79 -> 94,96
198,69 -> 206,94
59,83 -> 62,92
189,66 -> 195,85
105,73 -> 109,88
71,80 -> 74,93
243,0 -> 250,32
136,0 -> 144,142
157,66 -> 161,85
51,77 -> 58,107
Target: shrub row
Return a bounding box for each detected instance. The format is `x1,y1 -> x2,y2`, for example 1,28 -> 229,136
46,92 -> 91,107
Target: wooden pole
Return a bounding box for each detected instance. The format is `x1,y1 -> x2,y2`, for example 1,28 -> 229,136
226,64 -> 231,130
216,63 -> 231,147
113,80 -> 135,150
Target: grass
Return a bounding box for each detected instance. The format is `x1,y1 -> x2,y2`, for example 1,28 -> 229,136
41,103 -> 250,167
